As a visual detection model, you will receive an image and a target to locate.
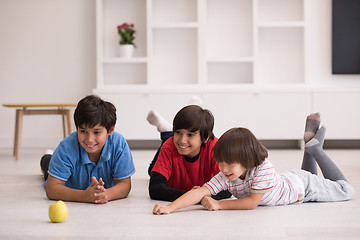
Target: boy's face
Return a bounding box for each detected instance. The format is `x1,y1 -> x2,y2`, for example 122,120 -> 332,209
173,129 -> 203,158
218,162 -> 247,181
77,124 -> 113,162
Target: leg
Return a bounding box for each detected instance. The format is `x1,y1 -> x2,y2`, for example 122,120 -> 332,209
148,131 -> 173,176
40,154 -> 52,181
147,95 -> 202,132
301,113 -> 321,174
305,127 -> 347,182
147,110 -> 172,132
294,169 -> 354,202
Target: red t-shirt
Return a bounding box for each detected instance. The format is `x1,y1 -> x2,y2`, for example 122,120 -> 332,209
151,137 -> 220,191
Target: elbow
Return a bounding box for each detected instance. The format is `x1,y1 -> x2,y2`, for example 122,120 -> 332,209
148,185 -> 158,200
45,188 -> 58,201
246,201 -> 260,210
123,183 -> 132,198
247,204 -> 258,210
45,182 -> 62,201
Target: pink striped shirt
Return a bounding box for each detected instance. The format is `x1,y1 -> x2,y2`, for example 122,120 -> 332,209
204,159 -> 300,206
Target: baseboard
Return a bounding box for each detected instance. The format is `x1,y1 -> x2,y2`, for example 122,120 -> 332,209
127,139 -> 360,150
127,140 -> 162,150
1,137 -> 359,151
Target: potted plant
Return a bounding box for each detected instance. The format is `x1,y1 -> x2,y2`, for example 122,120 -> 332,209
117,23 -> 136,58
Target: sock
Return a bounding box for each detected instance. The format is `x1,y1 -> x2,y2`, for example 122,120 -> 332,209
305,127 -> 347,181
304,112 -> 321,143
146,110 -> 172,132
301,113 -> 321,174
188,96 -> 202,106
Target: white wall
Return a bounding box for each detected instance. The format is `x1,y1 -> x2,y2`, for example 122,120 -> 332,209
0,0 -> 359,150
0,0 -> 96,149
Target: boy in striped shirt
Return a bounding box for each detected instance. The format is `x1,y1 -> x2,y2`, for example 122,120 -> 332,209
153,113 -> 355,214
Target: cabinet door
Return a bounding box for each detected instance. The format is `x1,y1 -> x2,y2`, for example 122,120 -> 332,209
313,92 -> 360,139
203,92 -> 311,139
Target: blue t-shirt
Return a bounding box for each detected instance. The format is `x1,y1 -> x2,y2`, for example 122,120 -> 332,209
46,131 -> 135,190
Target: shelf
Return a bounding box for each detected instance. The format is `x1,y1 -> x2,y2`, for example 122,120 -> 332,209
152,28 -> 198,85
152,0 -> 197,24
103,62 -> 147,85
152,22 -> 198,29
258,21 -> 305,28
100,0 -> 147,58
207,62 -> 253,84
207,57 -> 254,63
102,57 -> 148,63
206,0 -> 253,58
257,27 -> 304,84
257,0 -> 303,22
94,84 -> 334,94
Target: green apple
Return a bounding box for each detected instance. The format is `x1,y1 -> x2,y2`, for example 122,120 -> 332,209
48,200 -> 68,223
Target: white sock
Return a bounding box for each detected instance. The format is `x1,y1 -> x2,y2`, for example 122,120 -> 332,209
146,110 -> 172,132
188,96 -> 202,106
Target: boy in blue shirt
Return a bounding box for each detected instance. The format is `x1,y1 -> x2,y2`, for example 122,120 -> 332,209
40,95 -> 135,203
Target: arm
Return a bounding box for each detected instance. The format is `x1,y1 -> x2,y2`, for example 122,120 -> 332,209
46,175 -> 106,203
153,186 -> 211,215
104,177 -> 131,201
148,172 -> 186,201
46,175 -> 131,203
201,192 -> 265,211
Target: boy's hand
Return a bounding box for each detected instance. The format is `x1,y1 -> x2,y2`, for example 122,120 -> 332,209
85,177 -> 108,204
201,196 -> 221,211
153,203 -> 172,215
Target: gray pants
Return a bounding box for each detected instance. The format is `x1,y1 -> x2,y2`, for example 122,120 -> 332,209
290,169 -> 355,202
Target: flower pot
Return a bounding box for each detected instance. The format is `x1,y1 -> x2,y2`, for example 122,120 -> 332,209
119,44 -> 134,58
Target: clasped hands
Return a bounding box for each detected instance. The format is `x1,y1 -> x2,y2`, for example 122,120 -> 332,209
85,176 -> 108,204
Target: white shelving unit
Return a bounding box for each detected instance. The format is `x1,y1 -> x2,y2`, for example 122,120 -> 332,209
95,0 -> 360,141
96,0 -> 305,90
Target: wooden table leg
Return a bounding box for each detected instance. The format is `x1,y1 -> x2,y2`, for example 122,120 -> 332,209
62,109 -> 72,138
65,109 -> 72,135
62,111 -> 67,138
14,109 -> 23,160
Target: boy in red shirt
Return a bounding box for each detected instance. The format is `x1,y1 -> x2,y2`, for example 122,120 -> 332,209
147,99 -> 230,201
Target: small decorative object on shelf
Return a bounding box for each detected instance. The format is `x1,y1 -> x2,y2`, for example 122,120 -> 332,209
117,22 -> 136,58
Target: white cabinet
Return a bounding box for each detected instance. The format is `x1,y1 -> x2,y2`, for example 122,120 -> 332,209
203,91 -> 311,140
99,92 -> 203,140
94,0 -> 360,141
312,90 -> 360,139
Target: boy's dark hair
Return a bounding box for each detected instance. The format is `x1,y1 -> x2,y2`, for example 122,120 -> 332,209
74,95 -> 116,133
214,127 -> 268,169
172,105 -> 215,144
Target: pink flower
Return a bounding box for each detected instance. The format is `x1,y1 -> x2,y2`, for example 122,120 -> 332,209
117,22 -> 136,47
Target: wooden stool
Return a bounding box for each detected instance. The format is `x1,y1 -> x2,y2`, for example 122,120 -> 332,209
3,104 -> 77,160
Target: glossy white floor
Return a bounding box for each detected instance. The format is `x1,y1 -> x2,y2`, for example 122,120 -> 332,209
1,147 -> 359,240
